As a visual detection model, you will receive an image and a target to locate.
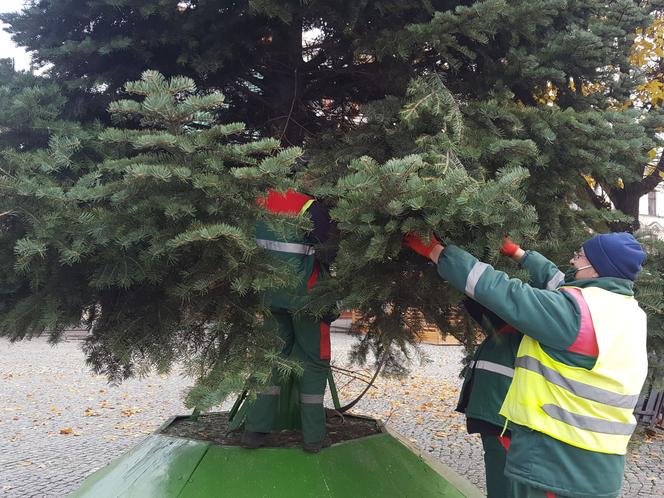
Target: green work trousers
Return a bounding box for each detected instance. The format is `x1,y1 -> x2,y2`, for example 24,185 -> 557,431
245,308 -> 331,444
509,481 -> 568,498
481,434 -> 510,498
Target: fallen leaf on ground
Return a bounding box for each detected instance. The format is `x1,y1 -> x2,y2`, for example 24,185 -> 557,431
59,427 -> 73,435
121,408 -> 142,417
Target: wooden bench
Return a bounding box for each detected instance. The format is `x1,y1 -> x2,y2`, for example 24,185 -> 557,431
635,389 -> 664,432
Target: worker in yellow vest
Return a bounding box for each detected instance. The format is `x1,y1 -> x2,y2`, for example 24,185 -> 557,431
404,232 -> 647,498
457,237 -> 564,498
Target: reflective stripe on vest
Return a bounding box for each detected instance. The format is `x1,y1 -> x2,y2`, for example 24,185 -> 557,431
499,286 -> 647,455
255,190 -> 315,253
255,190 -> 320,306
256,239 -> 315,255
300,199 -> 314,215
541,404 -> 636,436
515,355 -> 639,409
470,360 -> 515,378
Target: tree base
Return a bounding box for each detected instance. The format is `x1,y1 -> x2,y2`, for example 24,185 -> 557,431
70,412 -> 483,498
162,410 -> 380,449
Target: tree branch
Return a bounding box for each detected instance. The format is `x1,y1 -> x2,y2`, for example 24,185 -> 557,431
636,155 -> 664,197
584,183 -> 612,211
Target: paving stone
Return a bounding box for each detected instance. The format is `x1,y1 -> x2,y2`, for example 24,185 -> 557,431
0,335 -> 662,497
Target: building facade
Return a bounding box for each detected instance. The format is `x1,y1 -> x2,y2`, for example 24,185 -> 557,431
640,184 -> 664,238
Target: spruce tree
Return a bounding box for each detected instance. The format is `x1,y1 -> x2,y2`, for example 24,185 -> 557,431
6,2 -> 663,224
637,236 -> 664,387
2,1 -> 664,401
1,0 -> 431,143
0,58 -> 77,151
307,75 -> 538,365
0,70 -> 318,408
0,69 -> 538,408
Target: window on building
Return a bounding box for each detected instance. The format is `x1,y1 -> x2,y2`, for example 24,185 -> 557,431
648,191 -> 657,216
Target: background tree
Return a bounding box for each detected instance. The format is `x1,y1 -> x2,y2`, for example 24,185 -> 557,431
1,0 -> 433,145
303,1 -> 664,361
1,1 -> 664,405
0,58 -> 104,335
0,57 -> 78,150
6,1 -> 662,226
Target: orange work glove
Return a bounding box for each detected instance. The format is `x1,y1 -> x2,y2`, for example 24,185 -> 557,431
500,236 -> 520,257
403,232 -> 441,259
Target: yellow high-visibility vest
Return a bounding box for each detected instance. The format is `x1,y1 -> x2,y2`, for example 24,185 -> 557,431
499,286 -> 647,455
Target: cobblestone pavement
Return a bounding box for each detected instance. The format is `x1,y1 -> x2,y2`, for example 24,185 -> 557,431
0,334 -> 662,497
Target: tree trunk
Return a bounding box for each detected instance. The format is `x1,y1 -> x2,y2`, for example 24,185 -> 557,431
263,16 -> 307,147
609,184 -> 642,232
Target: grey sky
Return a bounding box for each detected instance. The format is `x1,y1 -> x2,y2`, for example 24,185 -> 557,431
0,0 -> 30,71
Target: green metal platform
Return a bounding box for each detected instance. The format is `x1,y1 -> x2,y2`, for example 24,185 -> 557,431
70,421 -> 482,498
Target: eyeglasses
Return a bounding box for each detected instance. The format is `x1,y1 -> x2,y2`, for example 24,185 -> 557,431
572,250 -> 594,272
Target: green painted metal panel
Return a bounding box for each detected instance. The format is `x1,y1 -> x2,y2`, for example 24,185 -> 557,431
322,434 -> 467,498
69,435 -> 209,498
180,434 -> 468,498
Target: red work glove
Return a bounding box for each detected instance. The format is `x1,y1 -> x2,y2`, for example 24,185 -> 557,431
403,232 -> 441,259
500,236 -> 520,257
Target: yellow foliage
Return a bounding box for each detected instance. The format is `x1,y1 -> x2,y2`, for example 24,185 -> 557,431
621,99 -> 633,110
649,165 -> 664,179
635,80 -> 664,107
533,81 -> 558,105
630,18 -> 664,67
582,174 -> 596,189
644,147 -> 661,177
584,176 -> 624,190
581,81 -> 605,97
630,16 -> 664,107
568,76 -> 605,97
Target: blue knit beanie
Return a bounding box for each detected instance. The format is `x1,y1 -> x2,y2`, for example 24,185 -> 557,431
582,233 -> 645,281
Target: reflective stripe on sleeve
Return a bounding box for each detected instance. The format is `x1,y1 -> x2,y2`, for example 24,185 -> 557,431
301,394 -> 324,404
260,386 -> 281,396
256,238 -> 315,255
516,356 -> 640,409
465,262 -> 490,299
546,271 -> 565,290
470,360 -> 514,378
542,404 -> 636,436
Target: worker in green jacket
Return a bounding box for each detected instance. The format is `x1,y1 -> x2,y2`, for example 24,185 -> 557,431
458,238 -> 563,498
405,232 -> 647,498
242,189 -> 336,454
459,299 -> 521,498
